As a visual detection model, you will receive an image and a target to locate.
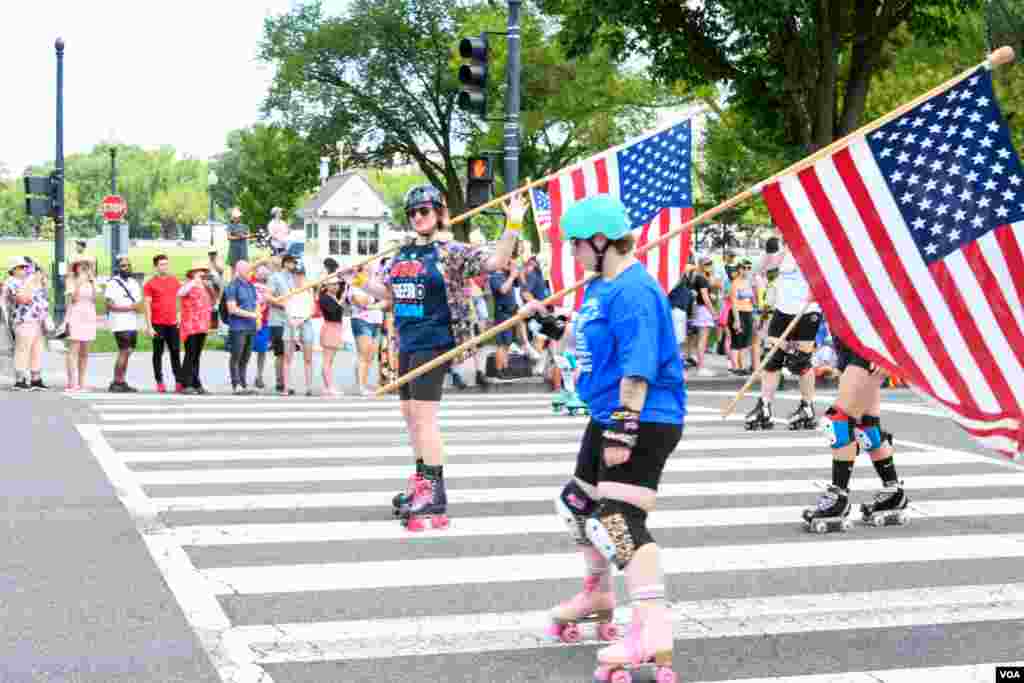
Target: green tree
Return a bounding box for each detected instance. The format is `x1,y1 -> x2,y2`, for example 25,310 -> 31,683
152,184 -> 210,239
259,0 -> 473,232
236,124 -> 319,233
209,129 -> 244,216
539,0 -> 982,154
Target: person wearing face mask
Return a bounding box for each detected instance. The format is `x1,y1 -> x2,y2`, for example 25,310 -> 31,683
519,195 -> 683,683
364,184 -> 521,531
104,254 -> 142,393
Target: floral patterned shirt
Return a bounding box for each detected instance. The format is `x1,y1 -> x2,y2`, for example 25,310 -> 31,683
380,239 -> 491,363
178,281 -> 213,339
3,276 -> 50,325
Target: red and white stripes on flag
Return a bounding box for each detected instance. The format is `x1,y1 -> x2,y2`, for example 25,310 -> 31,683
761,69 -> 1024,461
544,120 -> 694,309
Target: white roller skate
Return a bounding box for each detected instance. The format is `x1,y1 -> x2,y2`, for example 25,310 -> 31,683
860,482 -> 910,527
802,485 -> 853,534
787,399 -> 818,430
546,575 -> 619,644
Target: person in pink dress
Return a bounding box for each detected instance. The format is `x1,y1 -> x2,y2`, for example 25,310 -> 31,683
176,260 -> 216,394
65,257 -> 98,391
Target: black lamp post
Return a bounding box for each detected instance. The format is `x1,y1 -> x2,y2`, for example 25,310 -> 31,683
53,37 -> 66,323
207,170 -> 218,247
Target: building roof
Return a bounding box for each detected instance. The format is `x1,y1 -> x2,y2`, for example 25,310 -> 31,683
301,172 -> 390,218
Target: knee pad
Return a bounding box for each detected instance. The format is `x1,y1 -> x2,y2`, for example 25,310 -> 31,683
823,405 -> 856,449
556,480 -> 598,546
855,415 -> 882,452
763,343 -> 787,372
785,349 -> 813,376
585,499 -> 653,571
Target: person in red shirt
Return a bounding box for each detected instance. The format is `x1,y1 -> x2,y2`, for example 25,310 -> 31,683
177,260 -> 216,394
143,254 -> 183,393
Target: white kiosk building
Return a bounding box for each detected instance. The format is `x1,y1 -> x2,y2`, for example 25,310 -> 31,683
298,172 -> 406,277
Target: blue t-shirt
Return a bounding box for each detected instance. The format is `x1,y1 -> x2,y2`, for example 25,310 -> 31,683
524,269 -> 548,301
390,243 -> 454,353
489,270 -> 518,312
223,278 -> 258,332
575,263 -> 686,426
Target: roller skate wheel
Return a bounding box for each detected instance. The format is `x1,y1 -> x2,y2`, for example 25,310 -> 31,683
841,518 -> 853,531
897,513 -> 909,525
560,623 -> 582,643
597,622 -> 620,641
404,516 -> 428,532
871,514 -> 885,528
593,666 -> 614,683
812,520 -> 827,534
431,514 -> 450,530
655,668 -> 679,683
610,669 -> 633,683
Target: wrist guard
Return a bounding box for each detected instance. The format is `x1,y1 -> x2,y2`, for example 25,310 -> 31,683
534,313 -> 568,340
603,408 -> 641,450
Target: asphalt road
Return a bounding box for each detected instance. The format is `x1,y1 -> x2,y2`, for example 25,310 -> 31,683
9,385 -> 1024,683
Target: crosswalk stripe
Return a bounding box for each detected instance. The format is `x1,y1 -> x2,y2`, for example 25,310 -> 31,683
98,413 -> 749,432
229,583 -> 1024,663
92,402 -> 720,415
98,406 -> 602,421
118,436 -> 825,463
198,533 -> 1024,594
171,497 -> 1024,545
150,472 -> 1024,511
130,449 -> 973,486
687,662 -> 1024,683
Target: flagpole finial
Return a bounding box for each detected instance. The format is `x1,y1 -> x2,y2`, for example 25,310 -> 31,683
989,46 -> 1016,68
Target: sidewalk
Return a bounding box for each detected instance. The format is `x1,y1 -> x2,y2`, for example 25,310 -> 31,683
14,343 -> 758,395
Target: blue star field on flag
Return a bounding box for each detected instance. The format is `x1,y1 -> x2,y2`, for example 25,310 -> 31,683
617,120 -> 692,228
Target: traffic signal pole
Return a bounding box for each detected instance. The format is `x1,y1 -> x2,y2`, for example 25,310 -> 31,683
54,38 -> 66,323
503,0 -> 522,190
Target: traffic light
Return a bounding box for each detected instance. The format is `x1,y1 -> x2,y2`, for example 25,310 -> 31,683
457,33 -> 489,118
23,173 -> 59,218
466,155 -> 495,208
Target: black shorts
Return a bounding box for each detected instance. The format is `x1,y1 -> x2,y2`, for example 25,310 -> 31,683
835,336 -> 872,373
767,310 -> 822,343
574,420 -> 683,490
398,347 -> 452,402
113,331 -> 137,351
731,310 -> 755,350
269,326 -> 285,356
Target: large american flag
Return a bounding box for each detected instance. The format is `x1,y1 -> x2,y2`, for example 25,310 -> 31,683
544,120 -> 693,308
762,68 -> 1024,461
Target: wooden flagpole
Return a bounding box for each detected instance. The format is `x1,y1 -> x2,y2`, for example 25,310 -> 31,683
376,47 -> 1015,397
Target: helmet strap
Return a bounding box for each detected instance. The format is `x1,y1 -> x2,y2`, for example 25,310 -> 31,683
587,237 -> 610,273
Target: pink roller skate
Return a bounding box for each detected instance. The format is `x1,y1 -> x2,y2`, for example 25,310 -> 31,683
593,604 -> 677,683
545,575 -> 619,644
391,470 -> 422,517
400,475 -> 450,532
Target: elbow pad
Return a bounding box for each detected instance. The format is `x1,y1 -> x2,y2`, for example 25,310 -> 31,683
534,313 -> 568,340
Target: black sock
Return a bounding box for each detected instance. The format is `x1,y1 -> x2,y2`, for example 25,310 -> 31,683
832,459 -> 854,491
422,464 -> 443,480
872,457 -> 898,487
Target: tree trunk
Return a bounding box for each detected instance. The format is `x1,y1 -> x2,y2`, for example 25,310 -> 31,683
811,0 -> 840,151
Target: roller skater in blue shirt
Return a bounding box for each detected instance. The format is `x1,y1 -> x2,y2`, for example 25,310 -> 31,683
520,196 -> 684,683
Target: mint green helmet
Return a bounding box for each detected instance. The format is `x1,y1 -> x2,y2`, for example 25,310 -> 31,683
560,195 -> 631,241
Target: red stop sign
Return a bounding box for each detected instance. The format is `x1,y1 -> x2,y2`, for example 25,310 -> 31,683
101,195 -> 127,221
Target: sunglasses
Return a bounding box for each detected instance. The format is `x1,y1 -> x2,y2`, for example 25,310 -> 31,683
407,207 -> 432,219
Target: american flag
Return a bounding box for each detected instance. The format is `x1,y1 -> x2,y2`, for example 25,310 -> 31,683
530,187 -> 553,232
545,120 -> 693,308
762,68 -> 1024,461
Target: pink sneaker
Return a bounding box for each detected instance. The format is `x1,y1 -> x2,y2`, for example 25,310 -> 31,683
594,604 -> 676,683
156,383 -> 167,394
546,575 -> 618,643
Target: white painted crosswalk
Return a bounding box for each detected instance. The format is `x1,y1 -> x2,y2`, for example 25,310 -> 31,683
74,391 -> 1024,683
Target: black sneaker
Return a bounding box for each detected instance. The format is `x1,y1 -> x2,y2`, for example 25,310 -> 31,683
30,379 -> 48,391
254,378 -> 265,389
475,370 -> 489,387
196,387 -> 209,395
12,380 -> 30,391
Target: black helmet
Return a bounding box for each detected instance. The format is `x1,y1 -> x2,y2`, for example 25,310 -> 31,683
404,185 -> 444,214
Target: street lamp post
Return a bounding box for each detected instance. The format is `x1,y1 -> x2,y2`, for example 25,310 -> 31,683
207,170 -> 218,247
53,38 -> 66,324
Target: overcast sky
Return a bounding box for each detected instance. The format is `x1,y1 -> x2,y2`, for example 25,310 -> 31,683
1,0 -> 349,175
